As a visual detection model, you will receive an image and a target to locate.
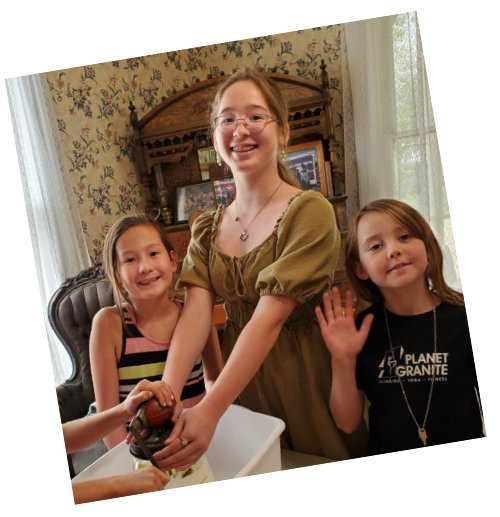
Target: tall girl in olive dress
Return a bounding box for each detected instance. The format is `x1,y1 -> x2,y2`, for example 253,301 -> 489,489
154,70 -> 367,472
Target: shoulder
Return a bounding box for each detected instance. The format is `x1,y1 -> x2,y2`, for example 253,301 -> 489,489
355,301 -> 383,327
189,208 -> 218,245
191,209 -> 217,233
287,190 -> 333,215
437,300 -> 466,314
437,300 -> 469,329
357,300 -> 382,317
92,305 -> 122,333
278,190 -> 335,234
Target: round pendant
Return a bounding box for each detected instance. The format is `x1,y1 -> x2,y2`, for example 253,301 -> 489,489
240,230 -> 249,241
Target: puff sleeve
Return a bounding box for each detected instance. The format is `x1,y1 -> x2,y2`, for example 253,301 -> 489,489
256,191 -> 340,303
177,211 -> 215,292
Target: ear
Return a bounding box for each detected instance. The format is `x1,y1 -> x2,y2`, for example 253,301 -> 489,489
279,123 -> 290,148
169,250 -> 178,271
115,268 -> 122,286
213,132 -> 220,154
355,262 -> 369,280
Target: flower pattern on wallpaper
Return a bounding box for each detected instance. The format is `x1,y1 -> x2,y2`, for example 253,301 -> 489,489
45,25 -> 343,264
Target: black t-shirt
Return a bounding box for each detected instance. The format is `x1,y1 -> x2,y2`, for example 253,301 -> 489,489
355,300 -> 484,455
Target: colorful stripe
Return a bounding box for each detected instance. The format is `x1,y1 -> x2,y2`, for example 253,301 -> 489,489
116,305 -> 206,405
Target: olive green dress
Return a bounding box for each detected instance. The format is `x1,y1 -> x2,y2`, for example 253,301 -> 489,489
179,190 -> 367,460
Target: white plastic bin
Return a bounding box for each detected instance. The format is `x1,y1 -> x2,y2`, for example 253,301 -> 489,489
72,404 -> 285,485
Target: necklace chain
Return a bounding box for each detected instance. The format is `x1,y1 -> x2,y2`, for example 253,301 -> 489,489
383,306 -> 437,447
234,181 -> 282,241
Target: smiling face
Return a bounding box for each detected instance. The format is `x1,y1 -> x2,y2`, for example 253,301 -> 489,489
355,211 -> 429,298
212,80 -> 288,175
114,223 -> 177,303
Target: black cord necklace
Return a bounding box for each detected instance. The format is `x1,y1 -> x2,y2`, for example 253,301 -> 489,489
383,306 -> 437,446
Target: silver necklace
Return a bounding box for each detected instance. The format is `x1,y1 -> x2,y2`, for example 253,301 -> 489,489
234,181 -> 282,242
383,306 -> 437,447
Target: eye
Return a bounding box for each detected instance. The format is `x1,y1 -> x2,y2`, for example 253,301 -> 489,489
368,243 -> 382,252
399,233 -> 411,242
150,250 -> 160,257
248,113 -> 266,122
219,116 -> 235,125
124,257 -> 135,264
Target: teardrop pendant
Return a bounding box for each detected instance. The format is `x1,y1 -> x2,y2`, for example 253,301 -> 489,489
239,230 -> 249,241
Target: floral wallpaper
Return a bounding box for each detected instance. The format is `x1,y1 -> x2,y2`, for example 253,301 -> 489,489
45,24 -> 344,264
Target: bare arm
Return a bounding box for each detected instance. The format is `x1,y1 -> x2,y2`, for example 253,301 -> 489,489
63,379 -> 173,454
155,293 -> 295,471
162,286 -> 216,399
72,465 -> 169,504
200,294 -> 295,418
89,307 -> 127,449
201,326 -> 223,390
315,288 -> 373,433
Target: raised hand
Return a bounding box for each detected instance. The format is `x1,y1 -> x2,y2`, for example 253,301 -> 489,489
315,287 -> 373,362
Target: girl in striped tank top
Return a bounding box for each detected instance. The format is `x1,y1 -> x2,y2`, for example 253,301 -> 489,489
90,214 -> 221,450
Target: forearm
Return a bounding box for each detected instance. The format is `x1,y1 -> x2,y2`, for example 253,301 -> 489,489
329,358 -> 364,433
89,307 -> 125,450
201,327 -> 223,389
162,287 -> 214,398
72,476 -> 123,504
201,296 -> 294,419
95,394 -> 128,450
72,466 -> 169,504
63,404 -> 128,454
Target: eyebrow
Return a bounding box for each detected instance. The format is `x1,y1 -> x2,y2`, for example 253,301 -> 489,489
118,242 -> 163,255
360,234 -> 381,249
360,226 -> 410,248
218,103 -> 269,114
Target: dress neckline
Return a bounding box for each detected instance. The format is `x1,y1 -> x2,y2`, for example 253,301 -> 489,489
211,190 -> 308,260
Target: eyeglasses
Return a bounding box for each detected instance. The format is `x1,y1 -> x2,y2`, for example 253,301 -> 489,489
214,113 -> 279,135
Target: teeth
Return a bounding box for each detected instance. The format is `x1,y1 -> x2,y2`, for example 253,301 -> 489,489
139,277 -> 159,285
232,145 -> 255,152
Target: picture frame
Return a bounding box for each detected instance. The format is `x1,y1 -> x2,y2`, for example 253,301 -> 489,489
197,146 -> 231,180
285,141 -> 327,196
196,147 -> 217,181
213,178 -> 236,205
175,181 -> 217,223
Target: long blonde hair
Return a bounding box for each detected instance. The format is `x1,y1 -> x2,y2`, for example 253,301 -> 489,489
102,213 -> 175,315
210,69 -> 299,187
345,199 -> 464,306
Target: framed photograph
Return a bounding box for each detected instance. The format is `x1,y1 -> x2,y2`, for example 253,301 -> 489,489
197,147 -> 217,181
175,181 -> 217,223
285,141 -> 327,196
213,178 -> 236,205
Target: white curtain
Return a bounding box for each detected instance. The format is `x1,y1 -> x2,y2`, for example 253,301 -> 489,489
343,12 -> 461,291
6,73 -> 91,385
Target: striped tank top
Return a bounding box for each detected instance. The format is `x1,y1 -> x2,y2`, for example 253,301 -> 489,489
117,303 -> 205,408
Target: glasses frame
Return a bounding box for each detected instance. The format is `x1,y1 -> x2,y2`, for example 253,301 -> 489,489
214,113 -> 279,135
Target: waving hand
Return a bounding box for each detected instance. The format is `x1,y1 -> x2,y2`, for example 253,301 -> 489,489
315,287 -> 373,362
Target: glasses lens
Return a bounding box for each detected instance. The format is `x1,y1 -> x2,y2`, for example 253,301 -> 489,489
216,114 -> 273,134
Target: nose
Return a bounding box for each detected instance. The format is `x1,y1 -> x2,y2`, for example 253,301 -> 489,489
233,118 -> 250,137
388,242 -> 402,258
138,257 -> 153,273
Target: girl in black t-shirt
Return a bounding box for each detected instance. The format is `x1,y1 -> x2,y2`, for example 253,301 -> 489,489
315,199 -> 484,454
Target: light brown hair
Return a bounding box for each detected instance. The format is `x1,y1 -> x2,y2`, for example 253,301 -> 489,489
102,213 -> 175,314
345,199 -> 464,306
209,69 -> 299,187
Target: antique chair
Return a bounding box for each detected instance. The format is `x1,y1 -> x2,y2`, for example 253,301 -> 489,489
48,264 -> 113,477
